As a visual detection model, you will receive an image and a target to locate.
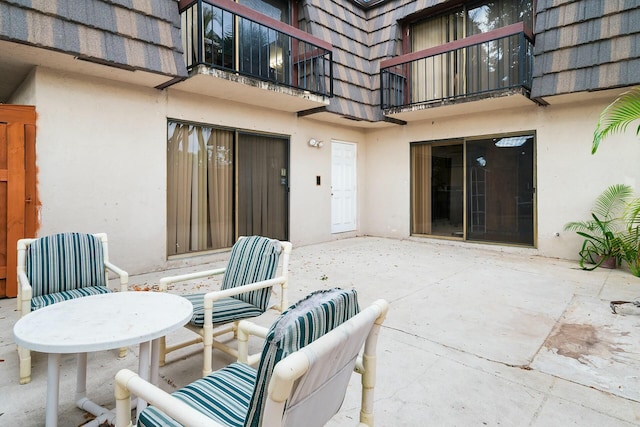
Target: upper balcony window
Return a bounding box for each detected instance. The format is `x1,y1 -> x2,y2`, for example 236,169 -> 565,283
181,0 -> 333,98
238,0 -> 290,24
381,0 -> 534,109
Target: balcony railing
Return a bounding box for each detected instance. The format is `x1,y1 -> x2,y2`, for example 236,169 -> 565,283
380,23 -> 534,109
180,0 -> 333,98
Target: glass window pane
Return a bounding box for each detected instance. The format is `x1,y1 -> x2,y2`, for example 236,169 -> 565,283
466,135 -> 534,245
238,0 -> 289,23
411,143 -> 463,238
467,0 -> 533,35
167,122 -> 234,255
411,143 -> 431,235
430,144 -> 464,237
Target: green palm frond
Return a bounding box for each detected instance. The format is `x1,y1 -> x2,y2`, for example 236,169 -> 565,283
626,198 -> 640,228
592,183 -> 633,219
592,87 -> 640,154
563,220 -> 596,233
564,185 -> 632,235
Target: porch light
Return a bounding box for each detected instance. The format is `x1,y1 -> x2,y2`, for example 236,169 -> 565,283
309,138 -> 323,148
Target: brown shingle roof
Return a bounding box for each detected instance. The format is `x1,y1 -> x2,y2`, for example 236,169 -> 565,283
531,0 -> 640,98
0,0 -> 187,78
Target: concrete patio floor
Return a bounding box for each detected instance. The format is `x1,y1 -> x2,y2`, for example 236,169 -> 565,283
2,236 -> 640,426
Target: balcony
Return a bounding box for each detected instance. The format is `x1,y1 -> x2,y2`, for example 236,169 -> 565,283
176,0 -> 333,112
380,23 -> 534,117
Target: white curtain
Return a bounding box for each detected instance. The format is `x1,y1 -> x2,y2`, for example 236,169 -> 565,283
411,14 -> 464,101
167,122 -> 233,255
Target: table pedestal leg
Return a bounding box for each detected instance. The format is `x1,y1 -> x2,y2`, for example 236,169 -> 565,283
46,353 -> 61,427
75,352 -> 111,424
137,341 -> 151,418
75,352 -> 87,401
151,338 -> 160,386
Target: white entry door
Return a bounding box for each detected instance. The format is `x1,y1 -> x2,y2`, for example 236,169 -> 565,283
331,141 -> 357,233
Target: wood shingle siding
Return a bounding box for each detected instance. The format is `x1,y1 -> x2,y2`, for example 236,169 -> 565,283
302,0 -> 379,121
307,0 -> 638,119
2,0 -> 636,120
531,0 -> 640,98
301,0 -> 455,122
0,0 -> 187,78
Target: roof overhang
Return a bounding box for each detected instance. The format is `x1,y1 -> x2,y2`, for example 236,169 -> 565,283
0,39 -> 177,102
169,65 -> 330,113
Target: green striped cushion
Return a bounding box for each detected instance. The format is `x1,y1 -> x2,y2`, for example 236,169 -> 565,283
182,293 -> 265,327
222,236 -> 282,311
25,233 -> 106,298
30,286 -> 111,311
138,362 -> 256,427
243,288 -> 360,427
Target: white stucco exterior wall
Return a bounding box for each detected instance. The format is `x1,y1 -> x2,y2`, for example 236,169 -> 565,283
360,91 -> 640,261
17,68 -> 367,274
12,67 -> 640,275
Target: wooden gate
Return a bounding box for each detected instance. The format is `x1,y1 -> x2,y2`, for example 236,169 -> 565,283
0,105 -> 37,298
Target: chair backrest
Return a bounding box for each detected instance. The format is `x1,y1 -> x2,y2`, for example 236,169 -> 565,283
24,232 -> 106,297
279,300 -> 384,427
244,288 -> 360,427
221,236 -> 283,311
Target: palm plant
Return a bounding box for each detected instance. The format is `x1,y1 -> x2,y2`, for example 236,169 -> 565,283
617,198 -> 640,276
564,184 -> 634,270
592,86 -> 640,154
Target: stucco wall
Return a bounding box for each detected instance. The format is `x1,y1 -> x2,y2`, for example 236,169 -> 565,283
361,89 -> 640,261
16,67 -> 640,275
23,67 -> 367,275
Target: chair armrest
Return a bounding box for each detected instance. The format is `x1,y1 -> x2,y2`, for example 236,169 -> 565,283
17,271 -> 32,314
104,261 -> 129,292
158,267 -> 227,292
203,276 -> 286,306
115,369 -> 224,427
237,320 -> 269,364
238,320 -> 269,340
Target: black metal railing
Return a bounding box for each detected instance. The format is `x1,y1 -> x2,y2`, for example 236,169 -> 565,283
181,0 -> 333,97
380,23 -> 533,109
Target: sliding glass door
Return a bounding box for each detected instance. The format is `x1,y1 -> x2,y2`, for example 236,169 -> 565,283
167,121 -> 289,256
411,133 -> 535,246
237,133 -> 289,241
411,142 -> 464,237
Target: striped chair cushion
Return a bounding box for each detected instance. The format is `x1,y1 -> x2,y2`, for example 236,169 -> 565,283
138,362 -> 256,427
30,286 -> 111,311
243,288 -> 360,427
182,293 -> 265,327
221,236 -> 282,312
25,233 -> 106,298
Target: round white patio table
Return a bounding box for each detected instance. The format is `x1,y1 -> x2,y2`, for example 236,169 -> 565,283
13,291 -> 193,427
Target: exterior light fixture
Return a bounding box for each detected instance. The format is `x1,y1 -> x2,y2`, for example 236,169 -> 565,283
309,138 -> 323,148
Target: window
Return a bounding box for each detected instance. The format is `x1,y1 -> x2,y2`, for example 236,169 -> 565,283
167,121 -> 289,256
238,0 -> 291,83
408,0 -> 533,101
239,0 -> 290,23
411,133 -> 535,246
167,122 -> 234,255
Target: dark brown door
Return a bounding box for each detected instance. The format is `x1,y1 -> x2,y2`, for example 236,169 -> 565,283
236,133 -> 289,241
0,105 -> 37,298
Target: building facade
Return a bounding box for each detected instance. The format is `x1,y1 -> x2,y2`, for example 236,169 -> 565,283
0,0 -> 639,294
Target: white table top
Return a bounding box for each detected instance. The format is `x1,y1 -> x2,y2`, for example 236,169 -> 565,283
13,292 -> 193,353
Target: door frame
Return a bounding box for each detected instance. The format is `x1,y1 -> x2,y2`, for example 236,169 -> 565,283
1,105 -> 37,298
331,140 -> 357,234
235,131 -> 290,241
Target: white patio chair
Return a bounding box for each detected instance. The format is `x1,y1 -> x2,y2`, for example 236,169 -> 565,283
115,288 -> 388,427
16,232 -> 128,384
158,236 -> 292,376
